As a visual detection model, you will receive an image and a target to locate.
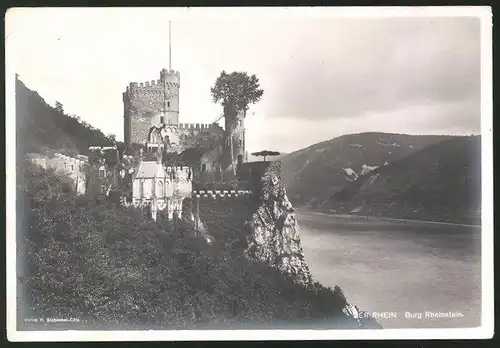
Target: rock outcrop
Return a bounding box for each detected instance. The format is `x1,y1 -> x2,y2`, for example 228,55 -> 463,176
240,161 -> 378,327
244,162 -> 312,285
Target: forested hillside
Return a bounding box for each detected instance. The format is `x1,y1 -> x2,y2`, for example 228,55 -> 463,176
328,136 -> 481,225
281,132 -> 453,207
16,76 -> 114,158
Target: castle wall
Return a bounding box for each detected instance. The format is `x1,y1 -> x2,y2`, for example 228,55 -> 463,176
125,86 -> 165,146
237,161 -> 282,191
166,166 -> 192,198
199,146 -> 224,173
159,123 -> 224,153
132,179 -> 141,200
76,171 -> 87,195
46,153 -> 89,195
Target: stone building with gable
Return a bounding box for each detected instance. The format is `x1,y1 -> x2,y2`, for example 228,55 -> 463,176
130,149 -> 192,220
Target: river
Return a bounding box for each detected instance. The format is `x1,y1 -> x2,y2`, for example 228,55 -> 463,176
296,211 -> 482,329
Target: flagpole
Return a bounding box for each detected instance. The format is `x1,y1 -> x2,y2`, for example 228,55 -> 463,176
169,20 -> 172,70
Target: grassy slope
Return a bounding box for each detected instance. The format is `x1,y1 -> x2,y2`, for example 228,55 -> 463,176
281,133 -> 454,207
328,136 -> 481,224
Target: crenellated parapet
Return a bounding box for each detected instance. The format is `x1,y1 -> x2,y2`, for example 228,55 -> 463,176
124,69 -> 180,97
178,123 -> 222,130
125,80 -> 165,98
160,68 -> 180,87
193,189 -> 252,198
165,165 -> 191,176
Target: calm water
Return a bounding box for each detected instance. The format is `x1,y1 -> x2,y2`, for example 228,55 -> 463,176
296,211 -> 482,329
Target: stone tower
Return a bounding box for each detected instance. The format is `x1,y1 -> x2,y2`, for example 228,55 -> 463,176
123,69 -> 180,149
223,104 -> 246,169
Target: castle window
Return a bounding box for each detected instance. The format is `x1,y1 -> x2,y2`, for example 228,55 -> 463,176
167,101 -> 171,108
201,163 -> 207,172
160,116 -> 164,123
238,139 -> 242,147
71,165 -> 74,171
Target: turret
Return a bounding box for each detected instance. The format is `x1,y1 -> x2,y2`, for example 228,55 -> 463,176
159,69 -> 180,126
160,69 -> 180,87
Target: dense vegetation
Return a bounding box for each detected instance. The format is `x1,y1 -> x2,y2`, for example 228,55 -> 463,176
17,163 -> 379,330
16,76 -> 115,158
281,132 -> 454,207
328,136 -> 481,225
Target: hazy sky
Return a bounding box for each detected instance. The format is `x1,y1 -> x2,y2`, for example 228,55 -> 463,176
7,8 -> 482,153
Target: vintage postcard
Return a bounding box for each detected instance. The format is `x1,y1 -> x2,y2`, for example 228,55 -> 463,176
6,6 -> 493,341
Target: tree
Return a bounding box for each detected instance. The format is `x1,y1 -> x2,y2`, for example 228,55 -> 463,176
251,150 -> 281,162
108,134 -> 117,144
55,101 -> 64,115
210,71 -> 264,113
211,71 -> 264,174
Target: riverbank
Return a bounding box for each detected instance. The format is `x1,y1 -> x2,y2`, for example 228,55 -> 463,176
295,208 -> 481,229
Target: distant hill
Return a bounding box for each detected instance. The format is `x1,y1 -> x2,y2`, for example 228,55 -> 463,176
281,132 -> 454,207
16,76 -> 114,159
326,136 -> 481,225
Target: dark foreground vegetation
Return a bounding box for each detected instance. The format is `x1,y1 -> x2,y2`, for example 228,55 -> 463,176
17,163 -> 379,330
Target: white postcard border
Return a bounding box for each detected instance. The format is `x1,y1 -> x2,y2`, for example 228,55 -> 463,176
5,6 -> 494,341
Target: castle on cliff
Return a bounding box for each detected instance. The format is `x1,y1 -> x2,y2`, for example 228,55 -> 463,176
122,68 -> 247,173
116,67 -> 250,220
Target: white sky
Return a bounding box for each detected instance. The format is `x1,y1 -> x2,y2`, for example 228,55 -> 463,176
6,8 -> 482,153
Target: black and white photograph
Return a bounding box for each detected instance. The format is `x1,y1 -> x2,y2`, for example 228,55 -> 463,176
6,6 -> 493,341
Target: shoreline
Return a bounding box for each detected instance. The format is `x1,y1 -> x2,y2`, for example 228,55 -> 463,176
294,209 -> 481,229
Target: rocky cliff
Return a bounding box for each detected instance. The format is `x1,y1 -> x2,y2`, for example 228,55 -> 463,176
244,161 -> 312,285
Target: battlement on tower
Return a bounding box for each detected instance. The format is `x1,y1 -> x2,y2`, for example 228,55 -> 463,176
178,123 -> 223,131
160,68 -> 180,86
123,69 -> 180,99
